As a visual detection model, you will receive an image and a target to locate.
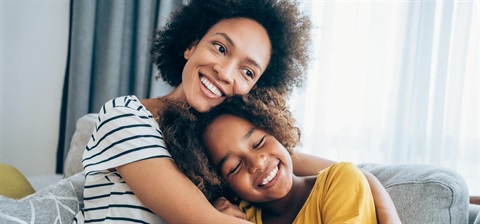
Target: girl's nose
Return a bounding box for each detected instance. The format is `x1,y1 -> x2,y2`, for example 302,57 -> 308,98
248,153 -> 267,174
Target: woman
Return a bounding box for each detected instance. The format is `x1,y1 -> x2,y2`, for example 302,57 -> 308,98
74,0 -> 398,223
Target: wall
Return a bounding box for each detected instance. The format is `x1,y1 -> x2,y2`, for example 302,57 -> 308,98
1,0 -> 70,176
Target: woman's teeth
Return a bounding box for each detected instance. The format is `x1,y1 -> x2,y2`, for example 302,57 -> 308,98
260,165 -> 279,186
200,76 -> 222,97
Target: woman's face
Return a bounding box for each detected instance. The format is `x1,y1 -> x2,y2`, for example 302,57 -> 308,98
180,18 -> 271,112
203,114 -> 293,203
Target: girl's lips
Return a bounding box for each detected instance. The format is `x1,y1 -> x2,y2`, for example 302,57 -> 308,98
257,163 -> 281,189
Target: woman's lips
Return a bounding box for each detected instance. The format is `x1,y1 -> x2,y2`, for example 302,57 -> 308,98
200,75 -> 223,98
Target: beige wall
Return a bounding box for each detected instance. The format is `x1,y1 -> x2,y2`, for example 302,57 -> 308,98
1,0 -> 70,176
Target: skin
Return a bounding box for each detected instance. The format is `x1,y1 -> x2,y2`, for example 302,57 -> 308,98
166,18 -> 271,113
204,115 -> 295,203
204,114 -> 315,223
116,17 -> 400,224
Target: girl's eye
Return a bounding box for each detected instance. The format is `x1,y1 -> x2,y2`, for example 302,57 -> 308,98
242,69 -> 254,79
253,136 -> 265,149
214,43 -> 226,55
227,161 -> 241,177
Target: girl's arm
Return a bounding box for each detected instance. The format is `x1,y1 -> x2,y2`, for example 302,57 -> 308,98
292,152 -> 401,224
116,158 -> 251,224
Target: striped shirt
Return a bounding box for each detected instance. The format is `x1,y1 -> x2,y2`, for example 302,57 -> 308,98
73,96 -> 170,224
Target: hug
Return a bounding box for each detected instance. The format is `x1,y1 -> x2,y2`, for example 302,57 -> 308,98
1,0 -> 476,223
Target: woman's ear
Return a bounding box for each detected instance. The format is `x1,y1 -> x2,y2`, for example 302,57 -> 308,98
184,40 -> 199,60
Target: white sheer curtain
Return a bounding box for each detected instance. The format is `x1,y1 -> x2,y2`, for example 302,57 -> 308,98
291,1 -> 479,194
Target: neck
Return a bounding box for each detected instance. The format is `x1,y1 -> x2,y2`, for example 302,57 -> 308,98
162,83 -> 186,102
260,175 -> 316,218
142,85 -> 188,119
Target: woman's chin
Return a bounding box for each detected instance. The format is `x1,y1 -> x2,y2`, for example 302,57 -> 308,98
191,99 -> 224,113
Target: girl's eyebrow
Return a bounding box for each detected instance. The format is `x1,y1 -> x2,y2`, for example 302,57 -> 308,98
214,33 -> 263,71
217,152 -> 230,172
216,127 -> 255,172
244,127 -> 256,140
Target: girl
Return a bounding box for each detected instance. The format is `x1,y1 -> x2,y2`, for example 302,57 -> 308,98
161,89 -> 401,223
74,0 -> 398,223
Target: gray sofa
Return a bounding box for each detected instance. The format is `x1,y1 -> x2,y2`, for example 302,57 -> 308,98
1,113 -> 478,223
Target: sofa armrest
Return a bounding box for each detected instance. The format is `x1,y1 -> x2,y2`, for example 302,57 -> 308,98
359,163 -> 469,224
63,114 -> 97,178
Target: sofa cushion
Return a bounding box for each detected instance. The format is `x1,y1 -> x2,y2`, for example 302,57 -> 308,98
359,163 -> 469,224
0,172 -> 85,224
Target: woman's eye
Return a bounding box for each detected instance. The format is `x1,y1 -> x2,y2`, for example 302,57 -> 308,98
214,43 -> 226,55
242,69 -> 254,78
253,136 -> 265,149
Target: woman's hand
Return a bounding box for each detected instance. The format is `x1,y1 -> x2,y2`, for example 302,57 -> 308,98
213,197 -> 247,220
292,152 -> 401,224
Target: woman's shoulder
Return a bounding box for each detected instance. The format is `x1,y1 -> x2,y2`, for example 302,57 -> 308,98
100,95 -> 144,113
96,95 -> 156,125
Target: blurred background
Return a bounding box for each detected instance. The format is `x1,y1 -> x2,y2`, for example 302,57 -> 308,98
1,0 -> 478,194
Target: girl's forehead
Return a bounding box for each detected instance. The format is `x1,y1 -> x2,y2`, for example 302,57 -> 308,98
211,114 -> 248,128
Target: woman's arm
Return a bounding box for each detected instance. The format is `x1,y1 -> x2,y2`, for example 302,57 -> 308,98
117,158 -> 251,224
292,152 -> 401,224
362,171 -> 402,223
291,152 -> 336,175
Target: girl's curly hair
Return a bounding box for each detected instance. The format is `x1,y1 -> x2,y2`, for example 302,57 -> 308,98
151,0 -> 311,95
159,88 -> 300,202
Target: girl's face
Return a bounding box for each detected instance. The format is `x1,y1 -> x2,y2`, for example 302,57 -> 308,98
203,114 -> 293,203
180,18 -> 271,112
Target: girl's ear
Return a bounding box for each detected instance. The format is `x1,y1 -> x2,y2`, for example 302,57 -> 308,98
184,40 -> 199,60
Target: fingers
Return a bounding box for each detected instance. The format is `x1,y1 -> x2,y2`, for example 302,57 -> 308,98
213,197 -> 247,220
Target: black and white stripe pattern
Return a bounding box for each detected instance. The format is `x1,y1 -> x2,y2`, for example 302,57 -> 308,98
74,96 -> 170,223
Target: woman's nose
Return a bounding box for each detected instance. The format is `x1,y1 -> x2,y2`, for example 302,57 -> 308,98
213,60 -> 235,85
248,153 -> 267,174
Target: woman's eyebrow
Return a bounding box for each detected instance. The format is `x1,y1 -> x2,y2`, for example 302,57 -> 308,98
215,33 -> 263,71
215,32 -> 234,48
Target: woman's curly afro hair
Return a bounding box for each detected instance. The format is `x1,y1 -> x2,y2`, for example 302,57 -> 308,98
151,0 -> 311,95
159,88 -> 300,202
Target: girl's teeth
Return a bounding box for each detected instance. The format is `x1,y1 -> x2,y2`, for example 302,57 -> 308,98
261,166 -> 279,185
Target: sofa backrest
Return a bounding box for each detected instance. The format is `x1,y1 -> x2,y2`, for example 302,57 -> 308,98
63,113 -> 98,178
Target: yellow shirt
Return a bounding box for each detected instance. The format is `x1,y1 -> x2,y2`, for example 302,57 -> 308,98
240,162 -> 377,224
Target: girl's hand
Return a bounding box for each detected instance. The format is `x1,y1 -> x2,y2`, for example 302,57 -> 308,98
213,197 -> 247,220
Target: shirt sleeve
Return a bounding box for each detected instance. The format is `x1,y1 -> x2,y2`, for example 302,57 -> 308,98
82,97 -> 171,175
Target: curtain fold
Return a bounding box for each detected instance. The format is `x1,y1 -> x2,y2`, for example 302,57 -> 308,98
56,0 -> 181,173
294,0 -> 479,194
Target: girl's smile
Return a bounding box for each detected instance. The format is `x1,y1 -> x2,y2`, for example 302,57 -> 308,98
257,163 -> 280,189
203,114 -> 294,203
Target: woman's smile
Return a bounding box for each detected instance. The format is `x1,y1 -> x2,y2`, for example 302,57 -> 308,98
199,75 -> 223,98
179,18 -> 271,112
